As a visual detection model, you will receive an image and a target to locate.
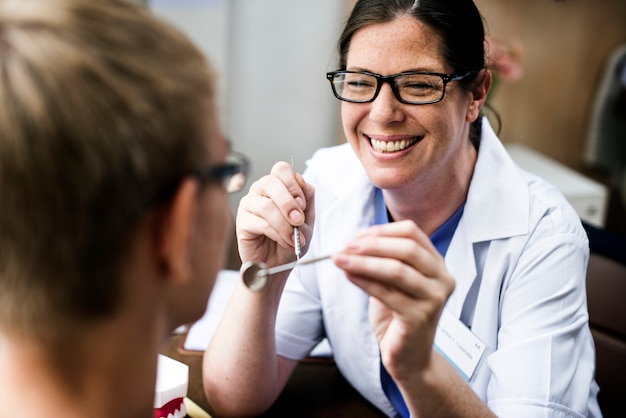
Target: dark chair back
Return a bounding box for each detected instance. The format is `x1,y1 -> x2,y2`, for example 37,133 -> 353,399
583,222 -> 626,417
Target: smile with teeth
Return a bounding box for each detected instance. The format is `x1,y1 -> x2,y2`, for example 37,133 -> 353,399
370,137 -> 419,153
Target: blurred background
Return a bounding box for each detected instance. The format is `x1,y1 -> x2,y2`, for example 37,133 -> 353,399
474,0 -> 626,236
144,0 -> 626,236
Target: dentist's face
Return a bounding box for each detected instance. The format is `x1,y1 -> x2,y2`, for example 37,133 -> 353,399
342,16 -> 475,191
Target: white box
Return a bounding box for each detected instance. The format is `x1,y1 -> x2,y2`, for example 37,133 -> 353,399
505,143 -> 609,228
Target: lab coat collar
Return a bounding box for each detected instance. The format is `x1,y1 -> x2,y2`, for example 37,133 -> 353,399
463,117 -> 529,243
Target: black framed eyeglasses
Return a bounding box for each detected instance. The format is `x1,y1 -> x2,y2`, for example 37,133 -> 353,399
194,150 -> 249,194
326,70 -> 473,105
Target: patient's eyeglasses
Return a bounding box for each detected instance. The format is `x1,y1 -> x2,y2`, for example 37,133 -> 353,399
152,150 -> 250,205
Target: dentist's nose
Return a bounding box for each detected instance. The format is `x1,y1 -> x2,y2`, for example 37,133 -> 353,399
368,83 -> 405,125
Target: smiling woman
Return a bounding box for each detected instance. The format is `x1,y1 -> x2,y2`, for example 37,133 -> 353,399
202,1 -> 601,417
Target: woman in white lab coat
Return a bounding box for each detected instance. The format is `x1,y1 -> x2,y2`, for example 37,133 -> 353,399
204,0 -> 600,416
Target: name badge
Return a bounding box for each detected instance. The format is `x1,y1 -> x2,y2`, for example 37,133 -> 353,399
433,308 -> 487,382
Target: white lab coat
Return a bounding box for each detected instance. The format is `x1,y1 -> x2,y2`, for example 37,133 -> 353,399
275,119 -> 601,417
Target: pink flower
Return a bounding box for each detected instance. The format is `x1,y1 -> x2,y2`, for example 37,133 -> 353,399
485,36 -> 524,82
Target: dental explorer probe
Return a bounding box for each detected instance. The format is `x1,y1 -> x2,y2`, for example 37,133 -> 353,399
291,154 -> 302,261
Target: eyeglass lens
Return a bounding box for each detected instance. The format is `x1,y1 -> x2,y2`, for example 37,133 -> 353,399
224,170 -> 246,193
221,152 -> 249,193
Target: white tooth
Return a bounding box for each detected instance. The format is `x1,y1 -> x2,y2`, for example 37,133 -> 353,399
371,138 -> 416,152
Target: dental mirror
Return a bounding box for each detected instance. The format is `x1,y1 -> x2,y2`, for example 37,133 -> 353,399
241,254 -> 333,292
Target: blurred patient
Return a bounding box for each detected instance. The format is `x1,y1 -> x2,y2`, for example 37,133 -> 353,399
0,0 -> 247,417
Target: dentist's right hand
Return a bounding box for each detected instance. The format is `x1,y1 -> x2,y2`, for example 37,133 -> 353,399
236,161 -> 316,272
206,161 -> 315,416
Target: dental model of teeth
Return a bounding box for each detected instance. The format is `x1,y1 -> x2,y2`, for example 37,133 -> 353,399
154,355 -> 188,418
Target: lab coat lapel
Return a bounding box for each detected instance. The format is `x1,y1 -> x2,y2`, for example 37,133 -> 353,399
445,118 -> 529,321
445,216 -> 477,318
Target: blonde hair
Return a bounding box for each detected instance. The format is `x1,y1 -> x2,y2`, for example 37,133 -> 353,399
0,0 -> 216,334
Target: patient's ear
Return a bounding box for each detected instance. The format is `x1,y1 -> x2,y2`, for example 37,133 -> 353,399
466,69 -> 492,123
156,178 -> 199,284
